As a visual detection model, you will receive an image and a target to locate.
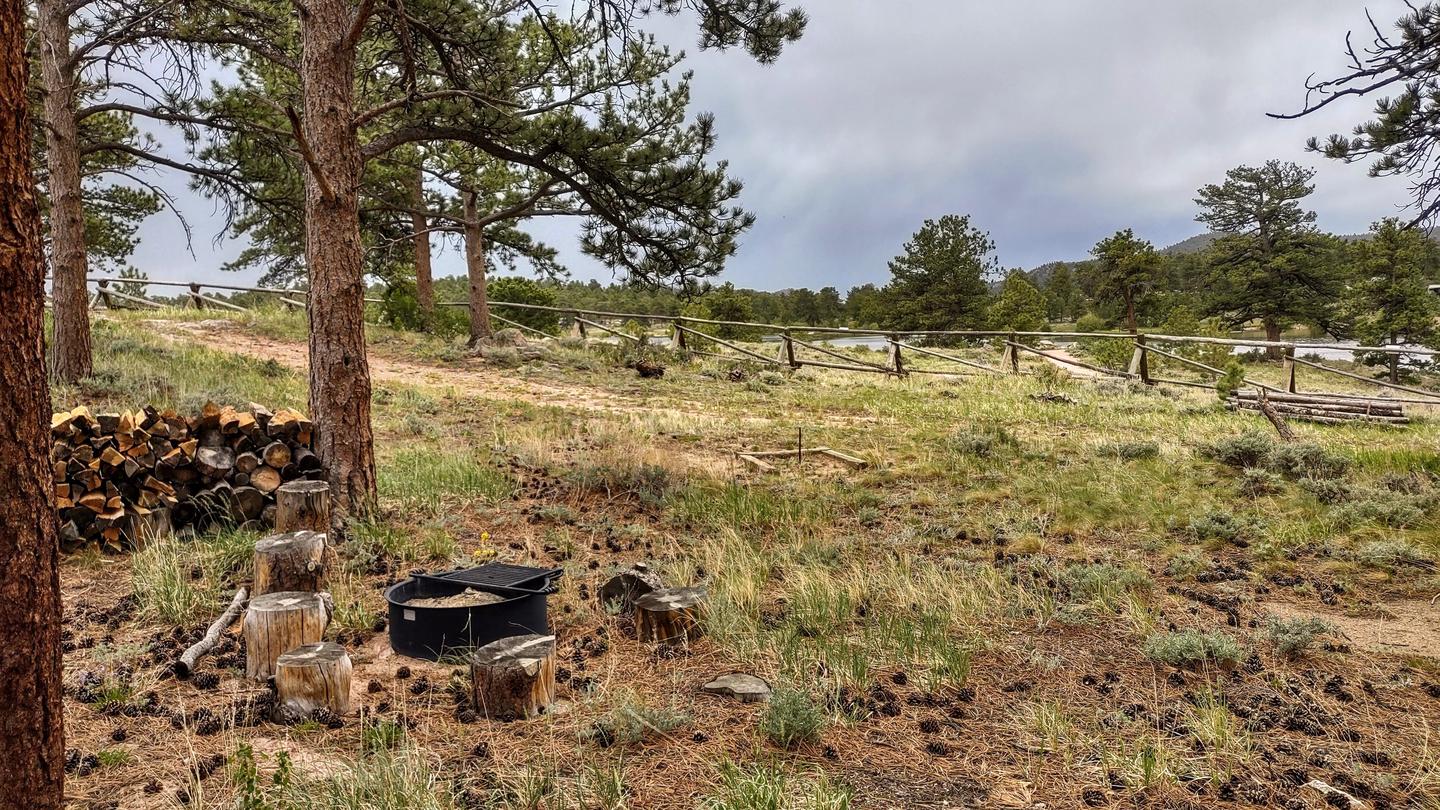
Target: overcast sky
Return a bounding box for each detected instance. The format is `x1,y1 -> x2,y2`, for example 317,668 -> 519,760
126,1 -> 1417,293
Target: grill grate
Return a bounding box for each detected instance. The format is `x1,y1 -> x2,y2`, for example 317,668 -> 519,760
423,563 -> 562,593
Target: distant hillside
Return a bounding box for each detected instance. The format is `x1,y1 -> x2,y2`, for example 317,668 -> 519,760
1160,233 -> 1219,255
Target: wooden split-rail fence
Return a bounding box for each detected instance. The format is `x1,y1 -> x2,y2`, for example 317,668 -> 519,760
67,275 -> 1440,418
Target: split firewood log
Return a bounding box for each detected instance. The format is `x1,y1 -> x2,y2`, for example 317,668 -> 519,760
243,590 -> 332,680
274,642 -> 352,721
470,634 -> 556,720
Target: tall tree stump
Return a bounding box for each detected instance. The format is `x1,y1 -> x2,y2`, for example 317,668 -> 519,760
469,634 -> 556,720
244,591 -> 331,680
274,642 -> 352,721
253,531 -> 327,596
274,480 -> 331,533
634,586 -> 706,644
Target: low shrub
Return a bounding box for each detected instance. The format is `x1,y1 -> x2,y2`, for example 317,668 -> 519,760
1201,432 -> 1274,469
760,688 -> 827,748
1354,538 -> 1435,570
1334,497 -> 1427,530
1186,510 -> 1260,545
1201,433 -> 1348,481
1236,467 -> 1284,498
589,695 -> 689,747
1164,551 -> 1209,580
1264,617 -> 1334,658
1061,562 -> 1152,607
949,425 -> 1020,458
1298,478 -> 1355,504
1143,630 -> 1244,668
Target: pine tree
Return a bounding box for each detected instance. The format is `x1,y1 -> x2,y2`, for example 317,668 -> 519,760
1,0 -> 65,802
988,271 -> 1049,331
1347,218 -> 1440,382
881,214 -> 998,331
1194,161 -> 1340,355
1043,263 -> 1081,321
169,0 -> 805,514
1088,229 -> 1159,332
1276,4 -> 1440,226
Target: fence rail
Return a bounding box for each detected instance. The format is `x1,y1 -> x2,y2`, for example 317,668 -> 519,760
63,274 -> 1440,406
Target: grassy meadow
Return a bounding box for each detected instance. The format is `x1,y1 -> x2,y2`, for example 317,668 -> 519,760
56,308 -> 1440,809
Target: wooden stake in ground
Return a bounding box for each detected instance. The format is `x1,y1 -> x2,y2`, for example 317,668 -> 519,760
470,634 -> 556,720
0,2 -> 65,800
274,480 -> 331,533
253,531 -> 327,595
634,586 -> 707,644
274,641 -> 352,721
176,587 -> 248,678
244,591 -> 331,679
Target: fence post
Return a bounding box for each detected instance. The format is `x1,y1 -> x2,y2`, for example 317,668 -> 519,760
1128,334 -> 1152,384
779,329 -> 798,369
1282,344 -> 1297,393
1001,332 -> 1020,374
96,279 -> 113,309
189,282 -> 205,309
672,319 -> 687,353
888,333 -> 905,377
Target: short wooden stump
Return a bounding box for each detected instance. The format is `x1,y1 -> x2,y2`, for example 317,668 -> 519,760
634,586 -> 706,644
253,530 -> 327,596
244,590 -> 330,680
470,634 -> 556,720
275,641 -> 352,721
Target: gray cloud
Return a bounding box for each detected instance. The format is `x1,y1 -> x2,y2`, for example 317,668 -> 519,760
126,0 -> 1419,293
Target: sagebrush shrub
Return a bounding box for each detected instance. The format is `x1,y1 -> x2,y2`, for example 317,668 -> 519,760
1264,617 -> 1333,658
1143,631 -> 1244,668
761,688 -> 826,748
949,425 -> 1020,458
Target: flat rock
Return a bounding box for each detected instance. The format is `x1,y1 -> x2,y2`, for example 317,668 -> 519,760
702,673 -> 771,703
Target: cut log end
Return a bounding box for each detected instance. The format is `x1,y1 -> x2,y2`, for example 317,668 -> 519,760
469,634 -> 557,720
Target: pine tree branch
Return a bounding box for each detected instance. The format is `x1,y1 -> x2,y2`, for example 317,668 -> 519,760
284,105 -> 336,203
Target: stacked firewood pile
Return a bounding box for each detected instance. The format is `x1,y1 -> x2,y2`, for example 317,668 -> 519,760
50,402 -> 320,551
1228,390 -> 1408,426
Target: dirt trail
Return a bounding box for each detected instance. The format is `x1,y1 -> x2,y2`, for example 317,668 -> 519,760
162,320 -> 702,418
1265,599 -> 1440,657
1037,347 -> 1103,379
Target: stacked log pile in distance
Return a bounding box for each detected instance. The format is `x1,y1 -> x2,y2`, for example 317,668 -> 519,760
50,402 -> 319,550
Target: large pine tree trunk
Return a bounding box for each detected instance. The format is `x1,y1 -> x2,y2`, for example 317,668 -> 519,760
37,0 -> 91,383
0,1 -> 66,802
410,166 -> 433,326
299,0 -> 376,517
463,191 -> 492,344
1263,317 -> 1283,361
